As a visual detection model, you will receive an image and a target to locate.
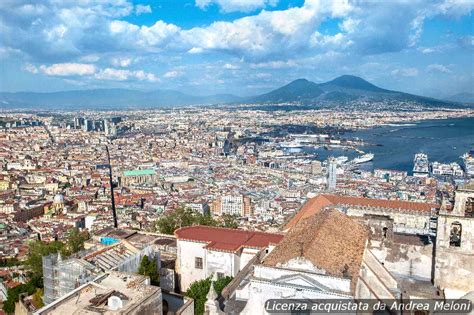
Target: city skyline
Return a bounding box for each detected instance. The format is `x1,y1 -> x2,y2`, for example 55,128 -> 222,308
1,0 -> 473,98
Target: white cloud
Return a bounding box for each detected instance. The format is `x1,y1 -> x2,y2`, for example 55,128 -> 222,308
195,0 -> 278,13
391,68 -> 419,77
427,64 -> 451,73
163,70 -> 183,78
250,60 -> 297,69
23,63 -> 38,74
39,63 -> 96,76
95,68 -> 159,81
135,4 -> 152,15
111,57 -> 133,67
187,47 -> 204,54
223,63 -> 239,70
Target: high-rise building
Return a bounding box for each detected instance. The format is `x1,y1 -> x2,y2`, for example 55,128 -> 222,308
327,157 -> 337,190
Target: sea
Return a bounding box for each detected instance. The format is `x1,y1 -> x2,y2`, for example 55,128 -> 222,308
294,116 -> 474,173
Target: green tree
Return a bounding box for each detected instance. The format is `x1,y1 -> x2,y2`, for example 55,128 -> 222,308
25,240 -> 64,277
137,255 -> 159,286
61,228 -> 88,256
213,276 -> 233,295
185,276 -> 233,315
220,214 -> 239,229
186,277 -> 212,315
155,207 -> 219,235
32,288 -> 45,308
2,275 -> 42,313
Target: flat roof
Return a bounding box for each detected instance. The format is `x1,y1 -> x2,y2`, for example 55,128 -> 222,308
123,169 -> 156,177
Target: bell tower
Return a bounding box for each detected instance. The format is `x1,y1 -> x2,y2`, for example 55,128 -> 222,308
434,181 -> 474,298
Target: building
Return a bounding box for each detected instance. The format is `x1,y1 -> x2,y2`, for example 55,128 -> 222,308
220,208 -> 406,314
212,195 -> 252,217
121,169 -> 158,187
326,157 -> 337,190
435,181 -> 474,298
284,194 -> 438,235
174,225 -> 283,291
42,253 -> 98,305
34,272 -> 162,315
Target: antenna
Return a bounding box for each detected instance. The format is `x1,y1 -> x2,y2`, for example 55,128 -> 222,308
105,145 -> 118,228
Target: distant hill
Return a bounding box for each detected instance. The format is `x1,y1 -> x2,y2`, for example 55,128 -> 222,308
0,89 -> 241,110
444,92 -> 474,104
246,75 -> 460,109
0,75 -> 465,110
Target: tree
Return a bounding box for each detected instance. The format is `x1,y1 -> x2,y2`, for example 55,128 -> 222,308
138,255 -> 159,286
2,275 -> 42,313
213,276 -> 233,295
25,240 -> 64,277
221,214 -> 239,229
61,228 -> 88,256
186,277 -> 212,315
155,207 -> 219,235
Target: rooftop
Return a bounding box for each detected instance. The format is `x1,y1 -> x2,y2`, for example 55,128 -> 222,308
35,272 -> 161,315
265,208 -> 369,289
174,225 -> 284,253
284,194 -> 438,230
123,169 -> 156,177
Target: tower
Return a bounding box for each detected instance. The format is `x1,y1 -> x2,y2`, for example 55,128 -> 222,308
434,181 -> 474,298
327,157 -> 337,190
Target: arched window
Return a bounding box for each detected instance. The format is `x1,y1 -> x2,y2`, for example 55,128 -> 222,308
465,197 -> 474,218
449,222 -> 462,247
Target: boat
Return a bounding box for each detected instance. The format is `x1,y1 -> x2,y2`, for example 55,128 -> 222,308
352,153 -> 374,164
279,141 -> 303,149
413,153 -> 429,177
461,150 -> 474,178
334,156 -> 349,165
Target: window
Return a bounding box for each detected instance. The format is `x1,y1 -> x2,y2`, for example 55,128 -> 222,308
449,222 -> 462,247
466,197 -> 474,218
195,257 -> 203,269
217,272 -> 224,279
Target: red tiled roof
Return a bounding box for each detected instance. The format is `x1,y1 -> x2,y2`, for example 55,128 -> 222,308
175,225 -> 284,253
284,194 -> 439,230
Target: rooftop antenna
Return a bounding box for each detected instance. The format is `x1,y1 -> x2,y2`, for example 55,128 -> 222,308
105,145 -> 118,228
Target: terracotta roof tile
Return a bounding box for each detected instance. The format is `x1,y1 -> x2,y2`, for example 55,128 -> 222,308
284,194 -> 438,230
265,208 -> 369,291
175,225 -> 284,253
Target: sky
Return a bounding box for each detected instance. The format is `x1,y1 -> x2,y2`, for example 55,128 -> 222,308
0,0 -> 473,98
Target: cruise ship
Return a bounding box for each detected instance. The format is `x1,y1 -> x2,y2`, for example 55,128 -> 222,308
431,161 -> 464,178
461,150 -> 474,178
352,153 -> 374,164
279,141 -> 303,149
413,153 -> 429,177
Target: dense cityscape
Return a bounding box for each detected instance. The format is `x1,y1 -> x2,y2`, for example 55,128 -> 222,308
1,0 -> 474,314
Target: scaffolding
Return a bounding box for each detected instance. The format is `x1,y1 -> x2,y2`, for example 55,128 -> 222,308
42,253 -> 97,305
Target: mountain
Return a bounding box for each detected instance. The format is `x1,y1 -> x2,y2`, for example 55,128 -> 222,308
247,75 -> 459,108
444,92 -> 474,104
0,89 -> 241,110
0,75 -> 464,110
251,79 -> 324,103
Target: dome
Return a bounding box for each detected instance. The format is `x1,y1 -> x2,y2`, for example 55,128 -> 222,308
53,194 -> 64,204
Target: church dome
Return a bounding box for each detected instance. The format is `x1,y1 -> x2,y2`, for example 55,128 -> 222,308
53,193 -> 64,204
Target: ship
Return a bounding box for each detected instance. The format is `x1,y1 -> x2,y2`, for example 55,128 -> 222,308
279,141 -> 303,149
461,150 -> 474,178
431,161 -> 464,178
352,153 -> 374,164
413,153 -> 429,177
334,156 -> 349,165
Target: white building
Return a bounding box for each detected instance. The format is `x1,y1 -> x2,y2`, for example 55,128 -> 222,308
174,225 -> 283,291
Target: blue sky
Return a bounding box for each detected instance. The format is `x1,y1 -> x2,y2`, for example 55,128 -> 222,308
0,0 -> 472,98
